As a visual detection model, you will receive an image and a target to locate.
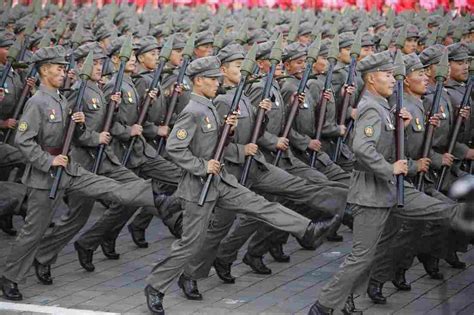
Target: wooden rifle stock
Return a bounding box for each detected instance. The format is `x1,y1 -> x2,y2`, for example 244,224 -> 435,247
62,43 -> 79,91
395,79 -> 405,207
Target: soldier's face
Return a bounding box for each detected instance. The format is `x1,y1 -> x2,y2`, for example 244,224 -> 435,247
170,48 -> 183,67
41,64 -> 66,89
313,56 -> 328,74
257,59 -> 271,73
139,49 -> 159,70
298,34 -> 312,45
339,47 -> 351,64
284,56 -> 306,78
221,60 -> 242,86
359,46 -> 375,60
125,53 -> 137,73
402,38 -> 418,55
194,44 -> 213,58
0,46 -> 8,64
91,59 -> 104,82
371,70 -> 395,98
198,77 -> 220,98
405,69 -> 428,96
449,60 -> 469,82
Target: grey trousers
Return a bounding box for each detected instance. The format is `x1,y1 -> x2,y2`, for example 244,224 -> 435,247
146,180 -> 311,293
3,168 -> 155,283
318,184 -> 471,310
76,156 -> 181,250
36,166 -> 144,263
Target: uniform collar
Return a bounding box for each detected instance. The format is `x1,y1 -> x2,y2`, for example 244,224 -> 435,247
404,92 -> 424,110
39,84 -> 62,102
136,63 -> 152,75
191,92 -> 213,108
445,78 -> 465,88
366,90 -> 390,110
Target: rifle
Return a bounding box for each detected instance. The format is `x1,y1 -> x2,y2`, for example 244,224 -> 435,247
91,36 -> 133,174
49,52 -> 94,199
3,33 -> 52,144
436,62 -> 474,190
394,50 -> 406,207
273,36 -> 321,166
62,21 -> 83,91
333,30 -> 362,161
155,33 -> 195,156
198,44 -> 257,206
121,36 -> 173,166
17,18 -> 36,62
240,34 -> 283,186
415,49 -> 449,191
309,34 -> 339,168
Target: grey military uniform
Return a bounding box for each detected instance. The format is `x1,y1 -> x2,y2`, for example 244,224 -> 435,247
0,63 -> 23,144
445,78 -> 473,145
2,84 -> 157,284
183,86 -> 348,280
147,92 -> 313,293
318,89 -> 472,310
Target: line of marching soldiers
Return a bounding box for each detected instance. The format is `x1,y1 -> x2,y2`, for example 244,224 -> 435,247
0,3 -> 474,315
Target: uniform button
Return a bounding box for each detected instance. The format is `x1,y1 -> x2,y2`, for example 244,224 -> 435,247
387,158 -> 393,162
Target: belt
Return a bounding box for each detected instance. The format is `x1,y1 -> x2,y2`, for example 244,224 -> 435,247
42,146 -> 62,156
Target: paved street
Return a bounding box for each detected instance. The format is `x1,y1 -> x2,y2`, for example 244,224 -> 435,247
1,206 -> 474,315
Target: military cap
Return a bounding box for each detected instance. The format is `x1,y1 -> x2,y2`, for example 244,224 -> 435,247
403,53 -> 425,73
29,30 -> 56,49
406,24 -> 420,38
108,36 -> 138,56
427,15 -> 442,28
419,44 -> 445,66
275,24 -> 290,36
195,30 -> 214,47
186,56 -> 222,78
217,44 -> 245,64
339,32 -> 355,49
80,29 -> 96,45
0,31 -> 15,47
256,40 -> 275,60
31,46 -> 68,65
95,26 -> 114,42
357,50 -> 394,74
248,28 -> 270,45
170,33 -> 187,50
136,36 -> 159,56
283,42 -> 307,62
393,17 -> 405,29
13,16 -> 30,34
372,18 -> 386,31
298,22 -> 313,36
339,22 -> 358,34
318,39 -> 331,57
447,43 -> 470,61
361,32 -> 375,47
463,21 -> 474,35
74,42 -> 106,60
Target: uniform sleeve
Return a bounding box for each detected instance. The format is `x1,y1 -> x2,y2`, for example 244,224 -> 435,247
166,111 -> 207,177
104,83 -> 132,141
352,107 -> 394,181
14,100 -> 54,172
453,142 -> 469,160
68,88 -> 101,147
321,92 -> 342,138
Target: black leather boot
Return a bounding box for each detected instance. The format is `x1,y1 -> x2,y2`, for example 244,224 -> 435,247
74,241 -> 95,272
392,269 -> 411,291
1,276 -> 22,301
243,253 -> 271,275
213,258 -> 235,283
177,274 -> 202,300
101,238 -> 120,260
154,194 -> 182,219
342,294 -> 363,315
144,285 -> 164,315
127,224 -> 148,248
445,251 -> 466,269
367,279 -> 386,304
419,254 -> 444,280
308,301 -> 333,315
34,260 -> 53,285
269,244 -> 290,262
297,215 -> 340,250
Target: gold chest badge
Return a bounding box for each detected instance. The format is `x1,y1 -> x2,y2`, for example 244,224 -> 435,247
49,109 -> 56,120
127,91 -> 133,103
415,117 -> 422,130
204,116 -> 212,129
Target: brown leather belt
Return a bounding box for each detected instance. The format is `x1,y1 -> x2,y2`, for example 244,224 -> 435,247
42,146 -> 62,156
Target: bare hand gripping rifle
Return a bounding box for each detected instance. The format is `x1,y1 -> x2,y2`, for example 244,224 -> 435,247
394,50 -> 406,207
156,33 -> 196,156
121,36 -> 174,166
92,36 -> 133,174
309,33 -> 339,168
198,44 -> 257,206
436,58 -> 474,190
49,51 -> 94,199
240,34 -> 283,186
415,49 -> 449,191
273,35 -> 321,166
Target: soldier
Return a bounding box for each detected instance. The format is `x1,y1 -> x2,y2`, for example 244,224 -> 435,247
308,51 -> 474,315
193,30 -> 214,59
72,37 -> 182,267
144,56 -> 339,315
178,44 -> 347,299
0,45 -> 170,301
